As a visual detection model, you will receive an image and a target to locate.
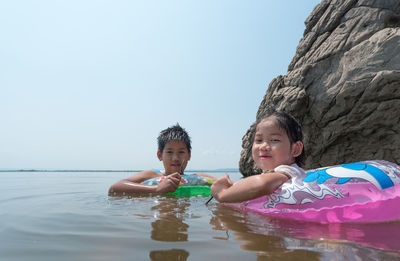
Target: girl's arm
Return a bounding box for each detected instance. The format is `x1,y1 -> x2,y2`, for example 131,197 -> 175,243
108,170 -> 181,196
211,172 -> 289,203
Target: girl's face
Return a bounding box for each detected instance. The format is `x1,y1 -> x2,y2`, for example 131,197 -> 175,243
252,116 -> 302,172
157,140 -> 191,175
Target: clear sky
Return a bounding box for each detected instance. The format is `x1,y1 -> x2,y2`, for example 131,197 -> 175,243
0,0 -> 320,170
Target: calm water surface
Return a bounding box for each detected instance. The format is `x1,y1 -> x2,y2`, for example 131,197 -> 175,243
1,171 -> 400,261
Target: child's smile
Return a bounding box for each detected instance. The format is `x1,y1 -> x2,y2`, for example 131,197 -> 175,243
252,116 -> 296,172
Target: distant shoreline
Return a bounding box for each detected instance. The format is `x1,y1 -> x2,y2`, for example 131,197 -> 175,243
0,169 -> 239,173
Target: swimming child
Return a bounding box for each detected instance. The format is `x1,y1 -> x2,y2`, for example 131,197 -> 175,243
211,106 -> 305,203
109,124 -> 216,196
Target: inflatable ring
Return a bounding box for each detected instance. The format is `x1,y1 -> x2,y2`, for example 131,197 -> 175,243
142,173 -> 214,197
224,160 -> 400,223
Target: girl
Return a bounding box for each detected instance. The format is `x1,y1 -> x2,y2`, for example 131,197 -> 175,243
211,107 -> 305,203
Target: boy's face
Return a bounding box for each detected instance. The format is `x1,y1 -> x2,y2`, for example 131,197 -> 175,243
157,140 -> 191,175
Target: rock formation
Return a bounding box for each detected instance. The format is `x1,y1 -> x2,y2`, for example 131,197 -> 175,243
240,0 -> 400,176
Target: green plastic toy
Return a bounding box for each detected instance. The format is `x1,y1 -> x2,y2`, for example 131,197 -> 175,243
166,186 -> 211,197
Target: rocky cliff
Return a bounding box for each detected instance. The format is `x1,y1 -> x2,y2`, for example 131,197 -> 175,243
240,0 -> 400,176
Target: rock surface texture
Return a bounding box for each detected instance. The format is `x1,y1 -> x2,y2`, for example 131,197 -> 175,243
240,0 -> 400,176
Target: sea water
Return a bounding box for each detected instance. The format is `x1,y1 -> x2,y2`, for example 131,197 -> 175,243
1,171 -> 400,261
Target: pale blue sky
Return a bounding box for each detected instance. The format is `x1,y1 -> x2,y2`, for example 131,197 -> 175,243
0,1 -> 320,170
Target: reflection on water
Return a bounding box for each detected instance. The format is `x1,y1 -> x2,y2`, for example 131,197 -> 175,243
150,199 -> 190,242
149,198 -> 190,260
210,204 -> 400,260
149,249 -> 189,261
210,205 -> 323,261
2,171 -> 400,261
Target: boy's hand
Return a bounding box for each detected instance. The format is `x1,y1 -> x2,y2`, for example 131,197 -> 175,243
156,172 -> 181,193
211,174 -> 233,201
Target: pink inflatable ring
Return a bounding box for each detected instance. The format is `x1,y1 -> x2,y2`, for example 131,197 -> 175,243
224,160 -> 400,223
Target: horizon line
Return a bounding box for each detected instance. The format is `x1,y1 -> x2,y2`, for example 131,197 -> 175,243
0,168 -> 239,173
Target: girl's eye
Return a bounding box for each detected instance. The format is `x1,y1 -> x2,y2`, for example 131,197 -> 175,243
270,139 -> 280,142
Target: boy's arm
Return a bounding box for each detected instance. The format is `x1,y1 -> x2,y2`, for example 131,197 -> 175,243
108,171 -> 181,196
211,172 -> 289,203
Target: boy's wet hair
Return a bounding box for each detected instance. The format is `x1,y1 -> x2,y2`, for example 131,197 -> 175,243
157,124 -> 192,152
255,106 -> 306,167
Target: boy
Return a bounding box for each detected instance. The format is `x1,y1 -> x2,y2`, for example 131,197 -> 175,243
108,124 -> 216,196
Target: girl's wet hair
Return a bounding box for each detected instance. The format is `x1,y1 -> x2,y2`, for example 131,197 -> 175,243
157,123 -> 192,152
255,106 -> 306,166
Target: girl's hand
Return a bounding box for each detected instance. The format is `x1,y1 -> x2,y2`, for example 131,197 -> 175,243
211,174 -> 233,201
156,172 -> 181,193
